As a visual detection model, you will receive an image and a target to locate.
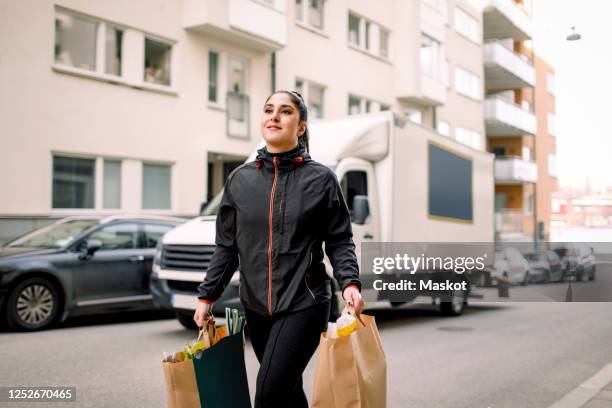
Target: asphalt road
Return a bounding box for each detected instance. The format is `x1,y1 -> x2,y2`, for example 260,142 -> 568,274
2,297 -> 612,408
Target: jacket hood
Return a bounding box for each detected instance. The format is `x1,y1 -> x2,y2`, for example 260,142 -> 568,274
255,144 -> 312,170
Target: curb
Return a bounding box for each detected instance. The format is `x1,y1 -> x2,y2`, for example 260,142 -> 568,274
548,361 -> 612,408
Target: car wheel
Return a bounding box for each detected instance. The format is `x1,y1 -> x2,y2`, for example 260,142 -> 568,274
6,277 -> 61,331
176,312 -> 198,330
440,288 -> 467,316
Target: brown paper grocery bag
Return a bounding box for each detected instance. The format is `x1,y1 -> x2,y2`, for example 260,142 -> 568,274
312,314 -> 387,408
162,359 -> 200,408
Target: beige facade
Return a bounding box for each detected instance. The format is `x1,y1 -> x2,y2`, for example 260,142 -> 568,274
0,0 -> 485,241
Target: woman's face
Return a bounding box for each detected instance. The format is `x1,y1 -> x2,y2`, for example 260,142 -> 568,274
261,93 -> 306,151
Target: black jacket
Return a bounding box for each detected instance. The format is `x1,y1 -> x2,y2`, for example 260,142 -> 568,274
197,144 -> 361,316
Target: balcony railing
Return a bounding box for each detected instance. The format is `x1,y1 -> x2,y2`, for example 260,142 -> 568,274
485,96 -> 536,136
227,92 -> 249,138
183,0 -> 287,52
484,41 -> 535,91
483,0 -> 533,41
495,208 -> 524,234
494,156 -> 538,183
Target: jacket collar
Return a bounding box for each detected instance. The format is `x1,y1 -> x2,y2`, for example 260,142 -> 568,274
255,144 -> 312,170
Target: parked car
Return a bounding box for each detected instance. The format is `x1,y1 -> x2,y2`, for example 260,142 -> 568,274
0,215 -> 184,331
490,247 -> 530,286
524,250 -> 563,283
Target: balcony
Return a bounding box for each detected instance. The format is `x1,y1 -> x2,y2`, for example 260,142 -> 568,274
183,0 -> 287,52
396,73 -> 446,106
495,209 -> 523,235
494,156 -> 538,184
484,41 -> 535,91
483,0 -> 533,41
485,96 -> 536,136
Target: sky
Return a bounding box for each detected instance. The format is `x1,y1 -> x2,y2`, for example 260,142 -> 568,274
532,0 -> 612,191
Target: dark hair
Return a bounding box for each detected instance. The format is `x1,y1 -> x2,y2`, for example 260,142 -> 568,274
265,90 -> 309,152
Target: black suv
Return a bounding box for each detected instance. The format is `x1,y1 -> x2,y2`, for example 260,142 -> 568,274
0,215 -> 184,331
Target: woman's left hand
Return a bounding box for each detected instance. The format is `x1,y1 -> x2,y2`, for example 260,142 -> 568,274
342,286 -> 365,315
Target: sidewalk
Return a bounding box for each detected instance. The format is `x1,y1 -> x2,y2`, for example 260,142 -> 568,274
580,380 -> 612,408
549,362 -> 612,408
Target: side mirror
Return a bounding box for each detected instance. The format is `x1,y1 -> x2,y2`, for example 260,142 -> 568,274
352,195 -> 370,225
80,239 -> 102,259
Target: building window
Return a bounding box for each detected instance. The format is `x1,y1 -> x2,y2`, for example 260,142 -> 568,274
296,0 -> 325,29
405,109 -> 423,124
522,146 -> 532,161
547,72 -> 555,95
52,156 -> 96,209
365,100 -> 372,113
548,153 -> 557,177
227,56 -> 249,137
105,26 -> 123,76
380,103 -> 391,111
295,78 -> 325,118
380,28 -> 390,58
347,12 -> 390,59
547,112 -> 556,136
208,51 -> 219,103
455,67 -> 481,100
456,127 -> 482,150
142,163 -> 171,210
420,34 -> 441,78
454,7 -> 480,44
103,160 -> 121,209
144,37 -> 172,86
308,82 -> 325,118
348,94 -> 361,115
437,120 -> 450,137
54,11 -> 98,71
348,13 -> 361,46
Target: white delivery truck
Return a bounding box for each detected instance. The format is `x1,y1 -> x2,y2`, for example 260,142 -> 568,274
150,112 -> 494,328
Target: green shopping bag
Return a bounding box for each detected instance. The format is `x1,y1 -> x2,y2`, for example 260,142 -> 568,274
163,318 -> 251,408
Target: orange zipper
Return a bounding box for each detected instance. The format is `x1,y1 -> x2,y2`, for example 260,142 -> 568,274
267,157 -> 279,315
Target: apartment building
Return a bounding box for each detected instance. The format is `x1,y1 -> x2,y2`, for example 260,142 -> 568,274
480,0 -> 556,242
0,0 -> 486,242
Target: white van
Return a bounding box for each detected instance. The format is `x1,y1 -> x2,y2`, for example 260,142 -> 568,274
150,112 -> 494,328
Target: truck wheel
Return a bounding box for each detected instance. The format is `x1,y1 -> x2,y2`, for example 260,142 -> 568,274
440,289 -> 467,316
176,312 -> 198,330
6,277 -> 61,331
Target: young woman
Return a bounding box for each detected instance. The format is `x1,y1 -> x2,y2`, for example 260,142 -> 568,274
193,90 -> 364,407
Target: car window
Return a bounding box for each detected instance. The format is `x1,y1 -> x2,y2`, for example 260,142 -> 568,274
143,224 -> 174,248
546,251 -> 560,262
87,223 -> 139,250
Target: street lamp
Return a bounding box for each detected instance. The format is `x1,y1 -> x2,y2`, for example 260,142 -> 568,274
566,26 -> 582,41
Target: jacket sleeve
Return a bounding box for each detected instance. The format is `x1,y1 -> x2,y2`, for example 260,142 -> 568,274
197,174 -> 240,303
323,171 -> 362,292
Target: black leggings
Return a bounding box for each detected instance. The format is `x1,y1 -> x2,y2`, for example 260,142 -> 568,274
245,300 -> 331,408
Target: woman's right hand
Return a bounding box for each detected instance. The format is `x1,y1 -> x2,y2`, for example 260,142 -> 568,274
193,301 -> 212,328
